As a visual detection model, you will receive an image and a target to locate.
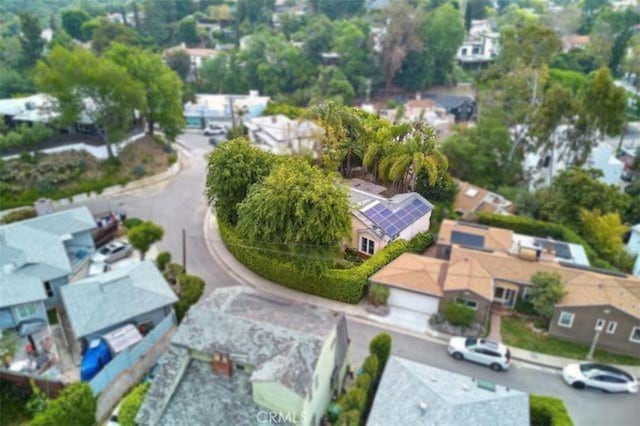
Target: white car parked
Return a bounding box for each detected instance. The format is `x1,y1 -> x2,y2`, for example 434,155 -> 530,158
562,363 -> 638,393
448,337 -> 512,371
91,241 -> 133,264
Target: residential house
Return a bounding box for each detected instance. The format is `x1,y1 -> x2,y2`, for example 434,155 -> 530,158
244,114 -> 324,156
453,180 -> 514,221
136,287 -> 350,426
60,261 -> 177,345
350,186 -> 434,257
183,91 -> 270,129
561,34 -> 590,52
381,95 -> 455,139
162,43 -> 218,81
425,95 -> 476,122
0,207 -> 97,327
368,356 -> 530,426
456,20 -> 500,66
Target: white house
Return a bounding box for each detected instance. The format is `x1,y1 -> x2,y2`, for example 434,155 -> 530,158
244,115 -> 324,156
183,92 -> 270,129
457,20 -> 500,65
379,95 -> 456,139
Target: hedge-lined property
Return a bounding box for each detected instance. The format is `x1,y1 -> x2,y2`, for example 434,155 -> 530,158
529,395 -> 573,426
476,212 -> 614,270
219,218 -> 412,304
118,383 -> 150,426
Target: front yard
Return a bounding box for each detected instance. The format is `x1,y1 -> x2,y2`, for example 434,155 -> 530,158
501,316 -> 640,366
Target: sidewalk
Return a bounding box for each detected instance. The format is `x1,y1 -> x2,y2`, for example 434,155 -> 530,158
202,209 -> 640,377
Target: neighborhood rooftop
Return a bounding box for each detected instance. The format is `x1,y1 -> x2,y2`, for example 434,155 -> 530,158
368,356 -> 529,426
60,260 -> 178,338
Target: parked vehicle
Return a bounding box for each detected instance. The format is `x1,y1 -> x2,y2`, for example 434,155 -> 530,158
203,124 -> 225,136
562,363 -> 638,393
91,241 -> 133,264
448,337 -> 512,371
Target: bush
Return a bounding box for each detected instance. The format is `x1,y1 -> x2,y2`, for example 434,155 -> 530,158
30,383 -> 95,426
369,333 -> 391,375
133,165 -> 146,177
167,153 -> 178,165
361,354 -> 379,382
118,383 -> 150,426
530,395 -> 573,426
175,274 -> 205,322
444,302 -> 475,327
406,231 -> 434,254
343,387 -> 366,411
163,263 -> 184,286
368,283 -> 390,306
156,251 -> 171,271
354,373 -> 371,395
514,298 -> 536,316
336,409 -> 361,426
0,207 -> 37,224
123,218 -> 143,229
219,218 -> 409,303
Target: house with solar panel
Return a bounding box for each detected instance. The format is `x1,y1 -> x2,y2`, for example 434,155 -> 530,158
349,187 -> 434,257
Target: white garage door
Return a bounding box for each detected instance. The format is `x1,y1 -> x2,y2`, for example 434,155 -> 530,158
387,288 -> 440,314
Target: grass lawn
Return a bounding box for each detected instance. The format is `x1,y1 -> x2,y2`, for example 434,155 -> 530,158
501,316 -> 640,366
0,380 -> 32,425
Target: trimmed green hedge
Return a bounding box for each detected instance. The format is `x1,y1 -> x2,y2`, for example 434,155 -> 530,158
175,274 -> 205,322
219,218 -> 410,304
406,231 -> 434,254
444,302 -> 475,327
530,395 -> 573,426
118,383 -> 150,426
0,207 -> 37,224
476,212 -> 614,270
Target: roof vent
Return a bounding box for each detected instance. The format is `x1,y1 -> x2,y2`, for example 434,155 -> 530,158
418,402 -> 428,415
465,188 -> 479,198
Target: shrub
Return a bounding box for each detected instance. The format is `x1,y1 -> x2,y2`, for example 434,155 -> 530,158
369,333 -> 392,375
0,207 -> 37,224
128,221 -> 164,260
167,153 -> 178,165
175,274 -> 205,322
368,283 -> 390,306
336,409 -> 361,426
530,395 -> 573,426
30,383 -> 95,426
361,354 -> 379,383
156,252 -> 171,271
354,373 -> 371,395
514,298 -> 536,316
444,302 -> 475,327
406,231 -> 434,254
123,218 -> 143,229
118,383 -> 150,426
343,387 -> 366,412
163,263 -> 184,286
133,165 -> 146,177
219,218 -> 409,303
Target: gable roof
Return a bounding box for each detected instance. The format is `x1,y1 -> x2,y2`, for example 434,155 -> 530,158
60,261 -> 177,338
369,253 -> 447,297
454,181 -> 513,219
368,356 -> 529,426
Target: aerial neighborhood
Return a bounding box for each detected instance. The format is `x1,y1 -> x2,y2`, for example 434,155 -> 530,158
1,1 -> 640,426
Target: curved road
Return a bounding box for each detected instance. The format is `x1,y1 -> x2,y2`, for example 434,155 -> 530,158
65,132 -> 640,426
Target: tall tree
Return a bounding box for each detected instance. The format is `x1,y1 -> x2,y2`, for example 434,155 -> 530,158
529,271 -> 566,321
18,12 -> 45,68
61,8 -> 91,41
107,44 -> 185,140
310,66 -> 355,106
177,16 -> 200,46
164,49 -> 191,82
90,19 -> 138,54
310,0 -> 365,20
128,221 -> 164,260
35,46 -> 145,158
582,67 -> 627,141
579,209 -> 628,261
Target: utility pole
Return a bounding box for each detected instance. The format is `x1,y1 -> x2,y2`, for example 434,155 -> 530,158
182,228 -> 187,274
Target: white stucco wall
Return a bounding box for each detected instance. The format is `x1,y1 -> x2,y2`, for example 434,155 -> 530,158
398,212 -> 431,241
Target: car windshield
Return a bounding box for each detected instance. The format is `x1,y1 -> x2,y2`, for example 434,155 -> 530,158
581,363 -> 633,380
465,338 -> 477,347
99,247 -> 112,254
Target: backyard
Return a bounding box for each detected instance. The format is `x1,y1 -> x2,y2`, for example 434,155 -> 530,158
501,316 -> 640,366
0,136 -> 177,210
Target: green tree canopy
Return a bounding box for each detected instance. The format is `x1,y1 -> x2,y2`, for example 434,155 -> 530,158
236,158 -> 351,250
30,382 -> 96,426
582,67 -> 627,139
310,0 -> 365,19
106,43 -> 185,140
206,138 -> 275,224
369,333 -> 392,375
128,221 -> 164,260
528,271 -> 566,321
35,46 -> 145,157
177,16 -> 200,46
18,12 -> 45,68
579,209 -> 628,261
61,8 -> 91,41
118,383 -> 150,426
164,49 -> 191,82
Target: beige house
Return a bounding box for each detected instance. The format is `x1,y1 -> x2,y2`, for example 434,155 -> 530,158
350,186 -> 434,257
453,180 -> 514,221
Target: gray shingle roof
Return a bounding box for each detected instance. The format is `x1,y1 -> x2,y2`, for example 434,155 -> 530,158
367,357 -> 530,426
137,287 -> 348,426
0,272 -> 47,308
60,261 -> 177,338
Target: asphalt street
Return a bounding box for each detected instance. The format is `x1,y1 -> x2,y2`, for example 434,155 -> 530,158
63,132 -> 640,426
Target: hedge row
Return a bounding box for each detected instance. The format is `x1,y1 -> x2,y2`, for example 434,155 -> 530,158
175,274 -> 205,322
218,219 -> 412,304
530,395 -> 573,426
476,212 -> 614,270
444,302 -> 475,327
118,383 -> 150,426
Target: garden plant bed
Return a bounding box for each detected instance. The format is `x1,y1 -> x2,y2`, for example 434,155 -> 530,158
501,316 -> 640,366
0,136 -> 176,210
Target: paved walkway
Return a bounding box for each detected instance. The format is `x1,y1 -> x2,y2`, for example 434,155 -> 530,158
489,312 -> 502,342
202,209 -> 640,377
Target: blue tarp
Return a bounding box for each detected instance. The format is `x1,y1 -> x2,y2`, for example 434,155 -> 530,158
81,339 -> 112,382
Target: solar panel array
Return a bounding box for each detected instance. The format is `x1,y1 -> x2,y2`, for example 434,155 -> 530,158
451,231 -> 485,249
362,199 -> 430,237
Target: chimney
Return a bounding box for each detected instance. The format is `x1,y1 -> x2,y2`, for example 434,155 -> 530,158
212,353 -> 233,378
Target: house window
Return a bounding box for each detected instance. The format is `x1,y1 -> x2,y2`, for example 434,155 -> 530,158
15,303 -> 37,321
44,281 -> 54,298
522,287 -> 532,300
630,327 -> 640,344
606,322 -> 617,334
595,319 -> 606,331
455,297 -> 478,310
360,237 -> 375,255
558,311 -> 575,328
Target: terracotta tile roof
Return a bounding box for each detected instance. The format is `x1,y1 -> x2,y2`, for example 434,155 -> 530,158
443,253 -> 494,300
453,181 -> 513,219
369,253 -> 447,297
438,219 -> 514,252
